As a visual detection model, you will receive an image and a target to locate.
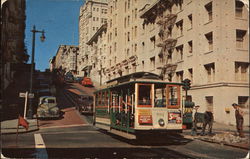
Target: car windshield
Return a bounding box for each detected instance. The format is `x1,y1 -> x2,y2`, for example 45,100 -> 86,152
48,99 -> 55,103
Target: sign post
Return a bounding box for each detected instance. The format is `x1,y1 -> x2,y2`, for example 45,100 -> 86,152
19,92 -> 34,119
24,92 -> 28,119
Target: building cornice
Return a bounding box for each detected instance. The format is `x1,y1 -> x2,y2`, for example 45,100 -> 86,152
86,23 -> 107,45
191,82 -> 249,90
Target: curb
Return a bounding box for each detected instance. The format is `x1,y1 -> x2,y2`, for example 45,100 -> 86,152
1,128 -> 39,135
190,136 -> 249,150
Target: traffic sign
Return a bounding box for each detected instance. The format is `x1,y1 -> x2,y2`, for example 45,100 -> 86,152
19,92 -> 26,97
19,92 -> 34,98
28,93 -> 34,98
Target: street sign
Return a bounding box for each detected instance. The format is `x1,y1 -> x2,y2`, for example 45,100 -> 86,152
19,92 -> 34,98
19,92 -> 26,98
28,93 -> 34,98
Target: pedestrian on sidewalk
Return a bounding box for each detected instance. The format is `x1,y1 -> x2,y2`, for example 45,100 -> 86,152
191,105 -> 200,136
201,111 -> 214,136
232,103 -> 245,138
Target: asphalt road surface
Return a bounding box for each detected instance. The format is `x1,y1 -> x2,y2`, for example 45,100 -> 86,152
1,84 -> 249,158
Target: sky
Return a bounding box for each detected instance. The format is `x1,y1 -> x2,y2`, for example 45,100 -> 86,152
25,0 -> 84,71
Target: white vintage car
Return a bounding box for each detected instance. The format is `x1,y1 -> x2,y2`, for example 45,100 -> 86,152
37,96 -> 60,118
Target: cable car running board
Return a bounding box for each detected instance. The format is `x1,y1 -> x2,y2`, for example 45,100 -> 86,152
110,129 -> 136,139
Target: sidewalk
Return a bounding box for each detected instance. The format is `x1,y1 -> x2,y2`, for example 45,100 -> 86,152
1,118 -> 39,135
183,122 -> 250,150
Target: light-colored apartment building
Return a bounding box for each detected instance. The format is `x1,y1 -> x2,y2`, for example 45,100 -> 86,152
138,0 -> 249,126
104,0 -> 153,81
83,0 -> 249,126
78,0 -> 108,76
87,23 -> 107,87
54,45 -> 79,75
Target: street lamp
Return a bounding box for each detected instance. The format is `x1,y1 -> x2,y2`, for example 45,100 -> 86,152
27,25 -> 45,119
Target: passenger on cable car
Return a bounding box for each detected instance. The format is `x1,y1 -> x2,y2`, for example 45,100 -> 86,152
139,97 -> 150,105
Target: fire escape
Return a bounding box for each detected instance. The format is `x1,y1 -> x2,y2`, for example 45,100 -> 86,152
141,0 -> 179,81
156,13 -> 177,81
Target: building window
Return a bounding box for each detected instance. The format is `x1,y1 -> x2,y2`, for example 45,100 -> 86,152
150,36 -> 156,49
128,16 -> 130,26
142,60 -> 144,70
135,8 -> 137,19
110,19 -> 112,27
103,18 -> 107,23
150,57 -> 155,70
235,62 -> 249,81
110,6 -> 113,14
97,8 -> 99,12
128,0 -> 130,9
167,73 -> 172,82
109,46 -> 112,54
205,96 -> 213,112
235,0 -> 244,18
132,63 -> 136,73
236,29 -> 247,48
188,14 -> 192,29
204,63 -> 215,83
188,68 -> 193,81
176,71 -> 183,82
167,27 -> 172,38
205,2 -> 213,22
93,7 -> 95,11
188,41 -> 193,53
176,45 -> 183,61
93,17 -> 95,21
96,17 -> 99,21
238,96 -> 249,108
124,18 -> 127,28
176,20 -> 183,37
134,43 -> 137,53
128,32 -> 130,42
167,50 -> 173,61
134,26 -> 137,37
115,28 -> 117,36
125,2 -> 127,12
205,32 -> 213,52
114,42 -> 117,52
127,48 -> 130,57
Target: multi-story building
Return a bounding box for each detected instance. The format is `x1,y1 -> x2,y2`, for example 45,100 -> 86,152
139,0 -> 249,125
78,0 -> 108,76
54,45 -> 79,75
104,0 -> 152,81
87,23 -> 107,87
82,0 -> 249,126
1,0 -> 28,90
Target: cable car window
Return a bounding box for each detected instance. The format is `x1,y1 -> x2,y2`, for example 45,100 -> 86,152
98,92 -> 102,106
102,91 -> 105,106
112,92 -> 119,106
167,85 -> 180,108
138,84 -> 152,106
154,86 -> 166,107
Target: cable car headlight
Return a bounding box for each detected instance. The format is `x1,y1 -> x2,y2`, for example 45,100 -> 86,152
158,118 -> 165,127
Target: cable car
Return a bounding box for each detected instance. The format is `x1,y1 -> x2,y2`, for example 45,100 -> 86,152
93,72 -> 184,139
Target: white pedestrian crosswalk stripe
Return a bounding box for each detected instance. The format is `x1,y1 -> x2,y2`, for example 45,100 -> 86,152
34,133 -> 48,158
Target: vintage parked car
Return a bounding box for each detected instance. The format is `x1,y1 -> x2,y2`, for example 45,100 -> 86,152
75,76 -> 84,83
81,77 -> 93,87
37,96 -> 60,118
64,74 -> 74,83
